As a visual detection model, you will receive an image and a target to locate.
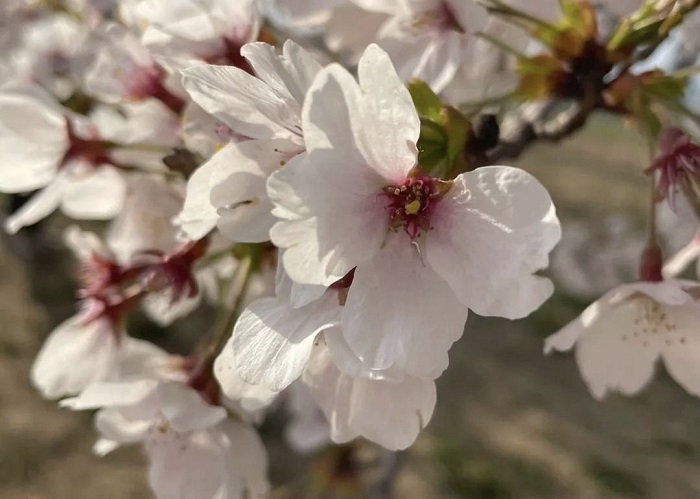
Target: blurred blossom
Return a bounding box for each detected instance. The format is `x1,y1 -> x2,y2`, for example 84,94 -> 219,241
546,280 -> 700,399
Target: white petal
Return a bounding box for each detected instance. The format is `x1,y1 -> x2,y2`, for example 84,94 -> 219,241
663,236 -> 700,278
146,427 -> 227,499
377,25 -> 463,93
545,299 -> 609,354
300,63 -> 364,159
219,419 -> 271,498
355,44 -> 420,182
175,156 -> 221,240
142,290 -> 201,327
30,315 -> 120,399
93,437 -> 121,457
117,337 -> 171,379
210,138 -> 300,243
64,225 -> 111,261
342,235 -> 467,377
106,174 -> 183,262
284,382 -> 330,453
60,166 -> 126,219
445,0 -> 488,31
274,262 -> 327,309
304,346 -> 436,451
60,379 -> 158,410
267,147 -> 386,285
615,280 -> 698,307
661,305 -> 700,397
95,409 -> 153,446
213,345 -> 278,416
0,85 -> 66,192
181,63 -> 301,142
426,166 -> 561,319
156,382 -> 227,432
324,327 -> 399,380
231,295 -> 340,391
4,175 -> 66,233
575,297 -> 661,400
242,39 -> 322,105
0,137 -> 60,192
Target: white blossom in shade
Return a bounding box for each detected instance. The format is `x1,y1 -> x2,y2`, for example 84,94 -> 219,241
268,45 -> 561,376
61,380 -> 269,499
0,83 -> 69,194
126,0 -> 260,64
350,0 -> 487,92
103,175 -> 205,327
64,0 -> 118,27
10,12 -> 87,99
301,343 -> 436,451
0,84 -> 126,233
106,175 -> 184,262
274,0 -> 386,64
284,382 -> 331,453
545,280 -> 700,400
177,40 -> 322,241
274,0 -> 347,27
31,310 -> 166,400
90,99 -> 180,151
81,22 -> 181,107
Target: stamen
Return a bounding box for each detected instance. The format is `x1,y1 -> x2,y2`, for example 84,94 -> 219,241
380,172 -> 452,239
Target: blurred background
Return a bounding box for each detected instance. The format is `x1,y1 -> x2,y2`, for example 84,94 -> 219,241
3,113 -> 700,498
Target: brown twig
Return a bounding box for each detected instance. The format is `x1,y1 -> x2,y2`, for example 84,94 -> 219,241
483,82 -> 599,165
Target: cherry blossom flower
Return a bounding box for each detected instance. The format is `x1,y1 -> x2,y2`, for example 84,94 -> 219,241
302,342 -> 436,451
275,0 -> 348,27
279,0 -> 487,92
125,0 -> 260,66
545,280 -> 700,399
82,22 -> 184,111
0,84 -> 127,233
218,268 -> 438,449
31,306 -> 166,399
11,12 -> 87,99
61,379 -> 270,499
267,45 -> 561,376
362,0 -> 487,92
177,40 -> 322,241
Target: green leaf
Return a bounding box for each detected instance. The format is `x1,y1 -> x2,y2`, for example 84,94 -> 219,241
408,79 -> 444,123
417,119 -> 448,175
443,107 -> 471,167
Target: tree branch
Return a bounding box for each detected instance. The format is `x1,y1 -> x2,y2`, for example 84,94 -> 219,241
483,83 -> 598,165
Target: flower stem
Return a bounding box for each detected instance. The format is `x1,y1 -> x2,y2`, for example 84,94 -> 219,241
641,141 -> 663,282
210,254 -> 254,357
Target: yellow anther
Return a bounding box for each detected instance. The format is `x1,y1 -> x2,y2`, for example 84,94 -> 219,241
405,199 -> 422,215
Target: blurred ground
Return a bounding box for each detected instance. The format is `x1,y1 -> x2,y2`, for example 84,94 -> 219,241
2,115 -> 700,498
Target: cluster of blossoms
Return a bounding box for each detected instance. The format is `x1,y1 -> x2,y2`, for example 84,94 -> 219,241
3,0 -> 700,497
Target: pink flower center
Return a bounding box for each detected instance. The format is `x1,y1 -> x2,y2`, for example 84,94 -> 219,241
381,174 -> 451,239
123,64 -> 185,114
